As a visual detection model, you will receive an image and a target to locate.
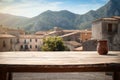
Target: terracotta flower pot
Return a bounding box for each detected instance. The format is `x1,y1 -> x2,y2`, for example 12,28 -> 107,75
97,40 -> 108,55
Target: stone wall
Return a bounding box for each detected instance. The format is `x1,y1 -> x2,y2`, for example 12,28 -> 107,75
92,21 -> 102,40
82,40 -> 97,51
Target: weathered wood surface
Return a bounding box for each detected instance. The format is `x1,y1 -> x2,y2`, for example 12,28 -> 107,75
0,51 -> 120,80
0,51 -> 120,65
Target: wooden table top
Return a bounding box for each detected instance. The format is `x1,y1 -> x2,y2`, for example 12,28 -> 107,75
0,51 -> 120,65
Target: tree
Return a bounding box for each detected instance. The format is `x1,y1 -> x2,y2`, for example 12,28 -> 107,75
42,36 -> 69,51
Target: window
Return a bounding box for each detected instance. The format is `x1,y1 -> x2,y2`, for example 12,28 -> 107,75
30,45 -> 32,48
30,39 -> 32,42
35,39 -> 37,42
24,39 -> 26,43
25,45 -> 28,49
108,23 -> 112,32
35,45 -> 37,48
21,45 -> 23,49
3,41 -> 6,47
10,39 -> 12,44
17,39 -> 19,43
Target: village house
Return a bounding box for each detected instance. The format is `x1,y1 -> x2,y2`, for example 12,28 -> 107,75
35,31 -> 48,36
0,34 -> 16,51
92,16 -> 120,51
80,30 -> 92,42
64,41 -> 81,51
60,31 -> 80,42
0,25 -> 25,37
15,35 -> 43,51
0,26 -> 92,51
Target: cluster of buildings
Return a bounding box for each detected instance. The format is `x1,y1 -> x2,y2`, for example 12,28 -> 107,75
0,25 -> 91,51
0,26 -> 44,51
0,16 -> 120,51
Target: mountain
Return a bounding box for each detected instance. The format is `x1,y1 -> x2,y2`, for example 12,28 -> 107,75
75,0 -> 120,29
0,0 -> 120,32
0,13 -> 29,28
23,10 -> 78,32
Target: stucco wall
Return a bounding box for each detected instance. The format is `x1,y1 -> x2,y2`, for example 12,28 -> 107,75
0,38 -> 16,51
92,20 -> 120,51
16,38 -> 43,51
92,21 -> 102,40
80,32 -> 91,42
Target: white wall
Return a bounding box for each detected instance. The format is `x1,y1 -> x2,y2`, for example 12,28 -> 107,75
92,21 -> 102,40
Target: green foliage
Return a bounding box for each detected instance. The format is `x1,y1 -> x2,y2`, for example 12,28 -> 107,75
42,36 -> 69,51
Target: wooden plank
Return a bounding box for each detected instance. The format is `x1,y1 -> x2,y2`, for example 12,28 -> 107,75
0,51 -> 120,80
8,72 -> 12,80
0,63 -> 119,72
0,51 -> 120,65
0,72 -> 7,80
113,72 -> 120,80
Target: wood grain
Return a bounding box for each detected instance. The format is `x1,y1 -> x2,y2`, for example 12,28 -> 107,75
0,51 -> 120,80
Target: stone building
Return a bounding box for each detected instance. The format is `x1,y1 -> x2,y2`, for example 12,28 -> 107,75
60,31 -> 80,42
92,16 -> 120,51
82,40 -> 97,51
15,35 -> 43,51
80,30 -> 92,42
44,27 -> 92,43
0,34 -> 16,51
64,41 -> 81,51
0,25 -> 25,37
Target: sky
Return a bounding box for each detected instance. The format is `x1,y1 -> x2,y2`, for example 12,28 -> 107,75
0,0 -> 109,18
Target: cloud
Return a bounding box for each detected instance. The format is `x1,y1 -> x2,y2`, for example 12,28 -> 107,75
0,0 -> 62,17
62,4 -> 103,14
0,0 -> 15,2
0,0 -> 108,17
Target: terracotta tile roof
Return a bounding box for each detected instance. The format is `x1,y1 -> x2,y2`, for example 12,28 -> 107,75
112,16 -> 120,20
0,34 -> 16,38
80,30 -> 92,33
102,18 -> 118,20
74,46 -> 83,51
93,16 -> 120,23
19,35 -> 43,39
35,31 -> 48,35
63,30 -> 80,32
65,41 -> 81,47
60,31 -> 80,38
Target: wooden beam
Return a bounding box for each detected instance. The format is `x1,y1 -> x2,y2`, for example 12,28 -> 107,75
113,72 -> 120,80
8,72 -> 12,80
0,71 -> 8,80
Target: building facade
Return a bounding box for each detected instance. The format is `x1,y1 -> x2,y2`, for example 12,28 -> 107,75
15,35 -> 43,51
0,34 -> 16,51
92,16 -> 120,50
80,30 -> 92,42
